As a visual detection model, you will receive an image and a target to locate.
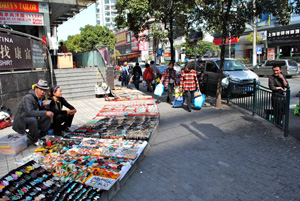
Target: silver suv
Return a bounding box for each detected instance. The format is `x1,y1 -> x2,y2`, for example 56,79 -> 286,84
251,59 -> 299,78
202,58 -> 259,94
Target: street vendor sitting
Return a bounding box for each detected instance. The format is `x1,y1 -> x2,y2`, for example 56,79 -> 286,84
48,85 -> 76,135
13,80 -> 54,144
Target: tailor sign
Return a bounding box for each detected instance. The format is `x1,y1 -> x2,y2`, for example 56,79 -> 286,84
0,1 -> 48,13
0,11 -> 44,26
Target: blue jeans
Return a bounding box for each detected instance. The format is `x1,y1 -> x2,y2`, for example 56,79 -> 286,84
121,75 -> 128,86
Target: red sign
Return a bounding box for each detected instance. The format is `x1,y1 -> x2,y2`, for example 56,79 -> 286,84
0,1 -> 39,13
213,37 -> 239,45
0,11 -> 44,26
164,53 -> 171,57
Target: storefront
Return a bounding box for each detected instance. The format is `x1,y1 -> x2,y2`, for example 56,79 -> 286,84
267,26 -> 300,59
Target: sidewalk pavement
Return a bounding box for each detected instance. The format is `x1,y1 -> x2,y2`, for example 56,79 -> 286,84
1,82 -> 300,200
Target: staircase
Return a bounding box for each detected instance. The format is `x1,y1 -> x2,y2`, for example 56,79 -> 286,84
53,67 -> 104,100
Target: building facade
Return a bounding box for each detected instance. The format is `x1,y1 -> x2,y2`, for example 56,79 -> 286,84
213,11 -> 300,62
96,0 -> 117,31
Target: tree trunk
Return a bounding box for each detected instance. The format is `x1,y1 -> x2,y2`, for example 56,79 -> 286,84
215,0 -> 233,108
170,18 -> 175,62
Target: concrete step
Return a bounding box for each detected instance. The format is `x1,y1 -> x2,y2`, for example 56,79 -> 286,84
53,68 -> 104,100
54,68 -> 98,74
63,91 -> 96,100
60,86 -> 95,94
55,77 -> 97,86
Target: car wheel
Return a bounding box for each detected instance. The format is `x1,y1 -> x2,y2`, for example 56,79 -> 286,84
286,75 -> 292,78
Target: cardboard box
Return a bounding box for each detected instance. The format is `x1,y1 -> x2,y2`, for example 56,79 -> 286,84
57,53 -> 73,69
0,134 -> 27,156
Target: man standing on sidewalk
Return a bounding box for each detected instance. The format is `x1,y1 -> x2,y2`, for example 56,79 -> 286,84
268,64 -> 288,125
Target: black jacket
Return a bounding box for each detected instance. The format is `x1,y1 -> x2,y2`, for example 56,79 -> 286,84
12,90 -> 47,134
132,65 -> 142,81
49,96 -> 75,116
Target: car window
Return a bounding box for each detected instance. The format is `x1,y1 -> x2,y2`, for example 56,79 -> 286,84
274,61 -> 286,66
215,60 -> 248,71
288,60 -> 298,66
265,61 -> 273,66
206,62 -> 218,72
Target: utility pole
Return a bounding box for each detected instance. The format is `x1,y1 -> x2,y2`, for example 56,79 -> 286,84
252,0 -> 257,66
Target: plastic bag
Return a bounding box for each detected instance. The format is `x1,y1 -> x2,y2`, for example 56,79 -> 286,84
173,96 -> 185,108
156,77 -> 160,84
154,84 -> 164,96
174,86 -> 184,98
193,94 -> 205,108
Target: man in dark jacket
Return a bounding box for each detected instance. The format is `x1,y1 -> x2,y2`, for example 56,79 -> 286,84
268,64 -> 288,125
13,80 -> 54,144
132,62 -> 142,89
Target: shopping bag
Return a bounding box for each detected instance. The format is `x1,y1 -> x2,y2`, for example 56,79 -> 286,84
154,84 -> 164,96
193,94 -> 205,108
156,77 -> 160,84
173,96 -> 185,108
194,90 -> 202,97
152,79 -> 157,85
174,86 -> 184,98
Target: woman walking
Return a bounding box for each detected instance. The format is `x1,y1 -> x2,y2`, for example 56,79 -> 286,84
143,63 -> 155,92
161,62 -> 178,104
180,65 -> 200,112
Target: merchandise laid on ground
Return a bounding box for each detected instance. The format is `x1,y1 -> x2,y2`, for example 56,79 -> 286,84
0,93 -> 159,201
107,86 -> 154,101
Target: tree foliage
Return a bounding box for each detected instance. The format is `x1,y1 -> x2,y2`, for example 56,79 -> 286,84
115,0 -> 196,61
181,39 -> 220,56
246,32 -> 261,43
63,25 -> 116,53
193,0 -> 292,108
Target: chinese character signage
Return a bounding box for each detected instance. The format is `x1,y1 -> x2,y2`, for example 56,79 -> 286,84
139,30 -> 148,51
115,31 -> 127,47
268,28 -> 300,40
0,32 -> 46,70
131,33 -> 139,52
0,11 -> 44,26
267,48 -> 275,60
32,40 -> 46,68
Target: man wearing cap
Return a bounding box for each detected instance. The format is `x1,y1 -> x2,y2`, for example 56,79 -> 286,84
13,79 -> 54,144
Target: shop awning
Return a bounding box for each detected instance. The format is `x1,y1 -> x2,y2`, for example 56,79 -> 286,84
49,0 -> 96,28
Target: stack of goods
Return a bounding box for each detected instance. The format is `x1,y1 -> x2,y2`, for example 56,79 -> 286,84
0,160 -> 101,201
97,103 -> 159,116
15,138 -> 146,190
3,89 -> 160,195
67,116 -> 159,140
108,88 -> 153,101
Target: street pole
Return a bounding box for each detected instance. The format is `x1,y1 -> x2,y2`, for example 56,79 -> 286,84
229,31 -> 231,58
194,40 -> 197,70
252,0 -> 257,66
